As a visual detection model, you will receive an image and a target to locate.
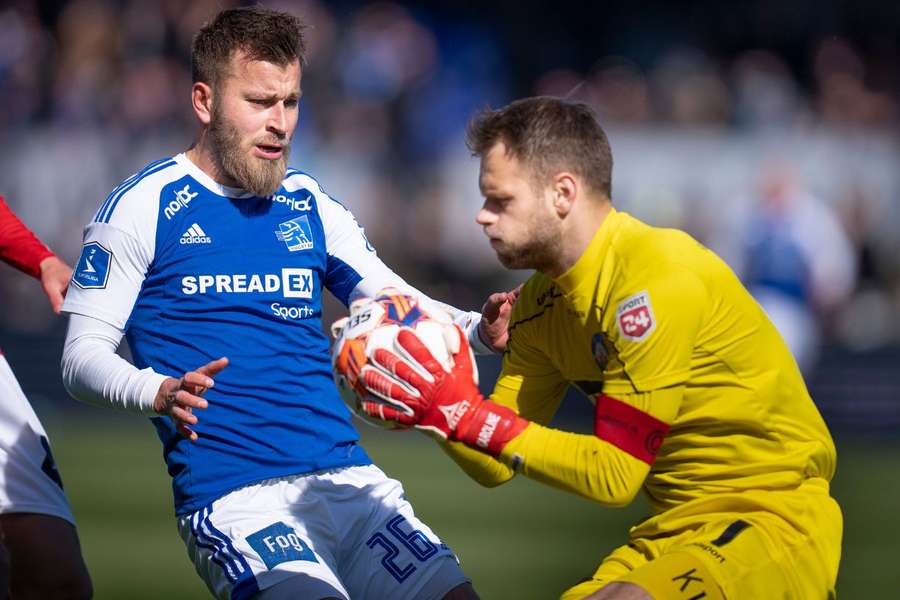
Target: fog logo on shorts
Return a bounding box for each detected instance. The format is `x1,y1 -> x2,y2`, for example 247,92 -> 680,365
246,521 -> 318,570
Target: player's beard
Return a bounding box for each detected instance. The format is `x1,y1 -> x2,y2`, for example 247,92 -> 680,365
490,214 -> 561,273
209,107 -> 290,197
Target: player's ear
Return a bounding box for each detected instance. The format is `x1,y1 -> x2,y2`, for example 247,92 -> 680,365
552,172 -> 577,218
191,82 -> 214,126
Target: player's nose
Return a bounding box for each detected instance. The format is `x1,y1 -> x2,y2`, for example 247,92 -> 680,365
475,206 -> 496,227
267,103 -> 288,137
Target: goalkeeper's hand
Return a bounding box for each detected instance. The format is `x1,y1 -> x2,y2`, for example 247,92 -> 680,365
360,325 -> 528,456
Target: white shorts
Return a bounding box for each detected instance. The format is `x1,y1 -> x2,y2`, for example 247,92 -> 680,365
177,464 -> 469,600
0,353 -> 74,524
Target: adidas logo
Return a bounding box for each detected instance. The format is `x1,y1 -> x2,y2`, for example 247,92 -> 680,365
180,223 -> 211,245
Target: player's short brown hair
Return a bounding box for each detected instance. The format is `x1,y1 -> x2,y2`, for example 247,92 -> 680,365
466,97 -> 613,199
191,6 -> 306,89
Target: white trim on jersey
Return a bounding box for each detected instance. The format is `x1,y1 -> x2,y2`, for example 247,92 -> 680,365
175,153 -> 254,199
63,160 -> 177,329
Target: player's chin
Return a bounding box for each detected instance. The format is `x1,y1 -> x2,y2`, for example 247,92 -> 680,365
493,246 -> 524,269
248,159 -> 289,196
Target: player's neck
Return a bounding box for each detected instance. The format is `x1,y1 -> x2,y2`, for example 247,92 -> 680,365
185,136 -> 241,189
547,200 -> 612,279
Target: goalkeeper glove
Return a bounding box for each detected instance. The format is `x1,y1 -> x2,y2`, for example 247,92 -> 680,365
360,325 -> 528,456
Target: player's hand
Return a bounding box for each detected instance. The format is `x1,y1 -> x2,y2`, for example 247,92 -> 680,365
38,255 -> 72,314
153,357 -> 229,442
361,326 -> 528,455
477,284 -> 522,353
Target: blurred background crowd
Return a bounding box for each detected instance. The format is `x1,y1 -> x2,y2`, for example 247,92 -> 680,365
0,0 -> 898,427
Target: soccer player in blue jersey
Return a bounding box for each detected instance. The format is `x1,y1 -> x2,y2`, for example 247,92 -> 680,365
60,7 -> 492,600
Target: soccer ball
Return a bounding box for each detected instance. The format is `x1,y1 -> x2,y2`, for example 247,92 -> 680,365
330,290 -> 457,428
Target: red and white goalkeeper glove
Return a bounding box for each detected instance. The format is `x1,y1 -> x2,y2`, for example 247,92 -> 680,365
359,325 -> 528,456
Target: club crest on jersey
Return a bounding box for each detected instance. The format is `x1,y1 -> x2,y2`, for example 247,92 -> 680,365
591,333 -> 609,369
275,215 -> 314,252
72,241 -> 112,289
616,291 -> 655,341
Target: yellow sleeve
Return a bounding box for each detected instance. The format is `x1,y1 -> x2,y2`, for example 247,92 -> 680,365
497,386 -> 683,505
436,297 -> 569,488
435,439 -> 513,487
603,267 -> 706,394
488,269 -> 704,505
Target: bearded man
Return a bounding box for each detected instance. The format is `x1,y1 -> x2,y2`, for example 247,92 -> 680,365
60,7 -> 492,600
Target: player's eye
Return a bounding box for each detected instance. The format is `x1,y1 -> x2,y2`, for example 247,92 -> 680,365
483,196 -> 508,212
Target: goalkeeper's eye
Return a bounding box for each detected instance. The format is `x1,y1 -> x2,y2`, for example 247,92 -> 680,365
484,194 -> 513,211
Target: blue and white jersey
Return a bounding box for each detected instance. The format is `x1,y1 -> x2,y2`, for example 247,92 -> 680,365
63,154 -> 470,514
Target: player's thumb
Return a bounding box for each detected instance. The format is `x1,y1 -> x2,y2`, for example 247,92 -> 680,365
448,325 -> 474,375
50,293 -> 64,315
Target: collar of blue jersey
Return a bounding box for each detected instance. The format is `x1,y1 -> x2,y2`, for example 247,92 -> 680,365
175,152 -> 257,200
554,206 -> 620,296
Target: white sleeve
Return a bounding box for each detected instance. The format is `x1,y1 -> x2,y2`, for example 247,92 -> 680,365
303,175 -> 492,354
61,313 -> 168,415
62,221 -> 154,329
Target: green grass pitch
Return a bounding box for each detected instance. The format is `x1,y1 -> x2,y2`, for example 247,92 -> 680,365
46,415 -> 899,598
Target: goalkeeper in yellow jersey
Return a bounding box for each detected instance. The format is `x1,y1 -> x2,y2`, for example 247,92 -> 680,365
354,97 -> 842,600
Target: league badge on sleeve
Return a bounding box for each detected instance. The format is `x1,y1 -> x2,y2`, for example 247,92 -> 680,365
616,291 -> 655,341
72,241 -> 112,289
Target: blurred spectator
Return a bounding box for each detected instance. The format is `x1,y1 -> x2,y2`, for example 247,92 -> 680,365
814,38 -> 897,129
650,48 -> 732,125
731,50 -> 810,130
737,165 -> 856,371
588,58 -> 652,124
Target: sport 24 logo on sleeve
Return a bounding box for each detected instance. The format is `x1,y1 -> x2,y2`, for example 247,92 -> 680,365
616,291 -> 655,341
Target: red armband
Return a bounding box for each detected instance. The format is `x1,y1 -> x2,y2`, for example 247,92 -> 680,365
594,394 -> 669,465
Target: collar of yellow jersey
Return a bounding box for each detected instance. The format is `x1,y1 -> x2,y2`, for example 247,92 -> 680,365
554,206 -> 620,295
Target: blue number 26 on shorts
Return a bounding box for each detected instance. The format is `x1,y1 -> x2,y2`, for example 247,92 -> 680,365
177,465 -> 469,600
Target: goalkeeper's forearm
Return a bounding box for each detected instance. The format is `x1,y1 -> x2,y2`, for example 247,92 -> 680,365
446,389 -> 680,506
435,438 -> 515,488
436,402 -> 647,504
497,423 -> 650,506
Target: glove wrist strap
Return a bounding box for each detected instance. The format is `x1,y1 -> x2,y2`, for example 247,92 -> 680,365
453,399 -> 529,457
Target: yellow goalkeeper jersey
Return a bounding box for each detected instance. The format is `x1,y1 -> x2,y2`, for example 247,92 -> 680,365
445,208 -> 838,534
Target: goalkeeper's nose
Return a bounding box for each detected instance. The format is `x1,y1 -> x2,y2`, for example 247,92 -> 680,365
476,206 -> 498,228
